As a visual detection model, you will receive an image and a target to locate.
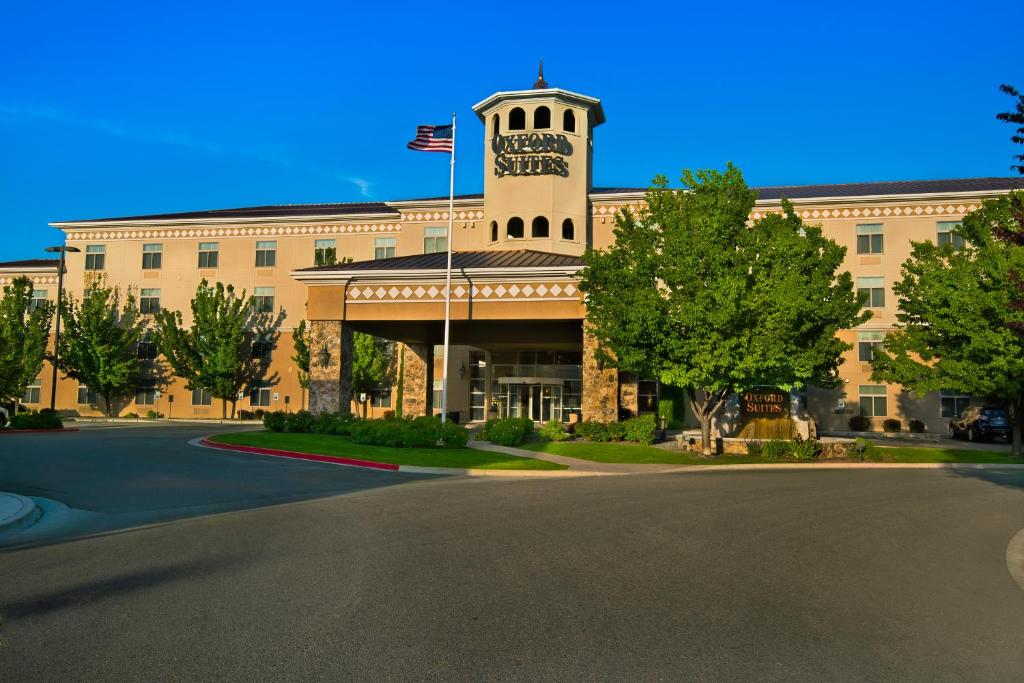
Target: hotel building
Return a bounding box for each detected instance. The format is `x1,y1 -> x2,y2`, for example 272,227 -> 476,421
4,77 -> 1023,433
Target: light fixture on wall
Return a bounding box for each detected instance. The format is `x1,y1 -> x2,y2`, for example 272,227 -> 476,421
318,344 -> 331,368
459,362 -> 466,380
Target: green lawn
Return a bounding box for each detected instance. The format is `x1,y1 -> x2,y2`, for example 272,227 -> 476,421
209,432 -> 567,470
520,440 -> 1022,465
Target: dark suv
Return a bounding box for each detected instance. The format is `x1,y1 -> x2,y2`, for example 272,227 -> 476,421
948,406 -> 1010,442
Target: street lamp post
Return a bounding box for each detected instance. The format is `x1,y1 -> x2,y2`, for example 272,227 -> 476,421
43,244 -> 80,411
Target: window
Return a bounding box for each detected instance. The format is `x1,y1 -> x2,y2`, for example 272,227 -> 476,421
250,382 -> 272,407
137,336 -> 158,360
198,242 -> 219,268
490,221 -> 498,242
140,289 -> 161,314
857,277 -> 885,308
531,216 -> 549,238
857,330 -> 885,361
255,240 -> 277,267
375,237 -> 396,259
191,387 -> 212,406
469,351 -> 486,421
638,380 -> 659,415
251,337 -> 273,361
135,379 -> 157,406
562,218 -> 575,241
29,289 -> 47,312
432,379 -> 444,415
491,113 -> 500,136
508,107 -> 525,130
85,245 -> 105,270
563,109 -> 576,133
77,385 -> 97,405
314,239 -> 336,266
937,221 -> 965,249
858,385 -> 887,417
534,106 -> 551,129
253,287 -> 275,313
856,224 -> 884,254
370,382 -> 392,408
423,227 -> 447,254
940,390 -> 970,418
141,243 -> 162,269
23,377 -> 41,404
507,217 -> 524,239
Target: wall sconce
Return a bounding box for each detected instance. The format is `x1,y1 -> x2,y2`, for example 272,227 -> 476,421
318,344 -> 331,368
459,362 -> 466,380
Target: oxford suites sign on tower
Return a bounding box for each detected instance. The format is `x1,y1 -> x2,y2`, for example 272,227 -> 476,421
492,132 -> 573,177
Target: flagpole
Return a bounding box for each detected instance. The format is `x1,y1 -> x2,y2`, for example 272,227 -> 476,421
440,112 -> 456,423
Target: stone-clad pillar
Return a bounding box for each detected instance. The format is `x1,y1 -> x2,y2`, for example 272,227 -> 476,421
619,373 -> 639,419
309,320 -> 353,415
402,342 -> 433,417
582,326 -> 619,422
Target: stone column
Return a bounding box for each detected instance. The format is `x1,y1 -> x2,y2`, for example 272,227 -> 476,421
582,326 -> 619,422
308,320 -> 353,415
402,342 -> 433,417
619,373 -> 639,418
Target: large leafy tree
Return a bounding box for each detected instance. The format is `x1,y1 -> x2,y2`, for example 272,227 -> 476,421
352,333 -> 393,418
0,276 -> 54,405
580,165 -> 868,455
870,192 -> 1024,456
997,84 -> 1024,174
57,276 -> 148,416
153,280 -> 280,418
291,319 -> 310,409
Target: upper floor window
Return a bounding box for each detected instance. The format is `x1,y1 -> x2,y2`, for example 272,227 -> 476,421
251,338 -> 273,362
534,106 -> 551,129
937,221 -> 965,249
198,242 -> 219,268
508,107 -> 526,131
532,216 -> 549,238
85,245 -> 105,271
375,237 -> 396,260
255,240 -> 277,267
253,287 -> 275,313
137,336 -> 158,360
29,289 -> 48,312
142,243 -> 162,269
314,239 -> 336,266
491,113 -> 500,136
139,289 -> 161,314
856,224 -> 883,254
423,227 -> 447,254
562,218 -> 575,241
857,330 -> 885,361
563,109 -> 576,133
857,277 -> 885,308
490,221 -> 498,242
507,217 -> 524,239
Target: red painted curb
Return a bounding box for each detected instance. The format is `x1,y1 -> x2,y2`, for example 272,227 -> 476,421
199,437 -> 400,471
0,427 -> 80,435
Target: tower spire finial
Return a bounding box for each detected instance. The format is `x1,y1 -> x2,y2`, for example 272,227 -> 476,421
533,59 -> 548,89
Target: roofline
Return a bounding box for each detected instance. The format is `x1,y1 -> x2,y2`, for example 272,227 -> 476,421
51,211 -> 401,229
472,88 -> 605,125
588,187 -> 1020,206
291,264 -> 583,284
0,265 -> 61,274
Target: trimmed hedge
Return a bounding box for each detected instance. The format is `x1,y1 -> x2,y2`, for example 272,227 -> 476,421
848,415 -> 871,431
350,415 -> 468,449
909,419 -> 926,433
882,418 -> 902,433
478,417 -> 534,446
539,420 -> 570,442
575,415 -> 657,444
10,408 -> 63,430
263,410 -> 358,436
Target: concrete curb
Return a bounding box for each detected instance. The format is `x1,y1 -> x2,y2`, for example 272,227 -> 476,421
668,462 -> 1024,473
0,428 -> 79,435
191,437 -> 595,478
0,492 -> 42,534
1005,527 -> 1024,594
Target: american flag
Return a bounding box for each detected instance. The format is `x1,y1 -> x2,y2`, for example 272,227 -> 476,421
407,124 -> 454,153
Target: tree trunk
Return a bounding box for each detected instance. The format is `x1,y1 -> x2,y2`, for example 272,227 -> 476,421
699,417 -> 713,457
686,387 -> 732,457
230,400 -> 237,419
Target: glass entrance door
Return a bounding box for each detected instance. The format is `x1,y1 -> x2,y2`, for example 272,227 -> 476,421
504,383 -> 562,421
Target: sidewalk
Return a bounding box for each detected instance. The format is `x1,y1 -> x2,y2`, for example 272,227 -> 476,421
467,440 -> 690,474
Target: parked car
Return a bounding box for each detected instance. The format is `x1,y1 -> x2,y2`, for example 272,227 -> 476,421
948,406 -> 1010,442
0,405 -> 7,428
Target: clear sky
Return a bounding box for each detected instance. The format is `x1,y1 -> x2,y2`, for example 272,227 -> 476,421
2,0 -> 1020,260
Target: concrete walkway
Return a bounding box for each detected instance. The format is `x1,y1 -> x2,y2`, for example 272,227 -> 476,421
467,439 -> 689,474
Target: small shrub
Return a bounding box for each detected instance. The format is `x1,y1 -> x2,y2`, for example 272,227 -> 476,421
623,414 -> 657,444
479,416 -> 533,446
882,418 -> 901,433
575,420 -> 627,442
908,419 -> 926,433
263,411 -> 287,432
284,410 -> 314,433
436,419 -> 470,448
761,440 -> 791,459
539,420 -> 570,442
746,441 -> 763,457
350,415 -> 468,449
790,436 -> 820,461
124,412 -> 140,419
852,437 -> 879,461
848,415 -> 871,432
10,409 -> 63,430
145,410 -> 163,419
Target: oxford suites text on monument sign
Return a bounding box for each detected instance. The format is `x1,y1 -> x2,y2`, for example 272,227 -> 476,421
492,133 -> 573,177
740,388 -> 790,418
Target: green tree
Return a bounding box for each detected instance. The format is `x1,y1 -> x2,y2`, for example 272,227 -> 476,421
580,165 -> 869,455
56,276 -> 148,416
291,319 -> 310,409
351,333 -> 393,417
0,276 -> 54,405
870,192 -> 1024,456
997,84 -> 1024,174
153,280 -> 280,418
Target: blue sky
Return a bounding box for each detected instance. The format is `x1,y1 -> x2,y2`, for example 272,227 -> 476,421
2,0 -> 1020,260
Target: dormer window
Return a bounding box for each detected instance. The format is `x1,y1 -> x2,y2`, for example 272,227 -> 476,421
508,107 -> 526,131
534,106 -> 551,129
491,113 -> 500,136
507,217 -> 524,239
563,109 -> 576,133
532,216 -> 549,238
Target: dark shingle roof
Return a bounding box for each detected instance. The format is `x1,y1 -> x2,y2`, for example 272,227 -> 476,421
59,201 -> 399,224
0,258 -> 61,270
593,177 -> 1024,200
297,250 -> 582,273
